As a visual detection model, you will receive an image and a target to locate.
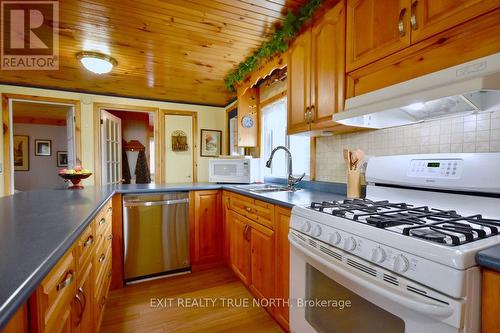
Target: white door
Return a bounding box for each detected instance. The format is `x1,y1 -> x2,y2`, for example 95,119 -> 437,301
165,114 -> 193,183
66,107 -> 76,168
101,110 -> 122,185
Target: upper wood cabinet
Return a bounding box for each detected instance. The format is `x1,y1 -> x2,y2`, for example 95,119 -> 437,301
311,2 -> 346,130
237,87 -> 259,147
346,0 -> 411,72
288,1 -> 346,135
288,30 -> 312,134
346,0 -> 500,72
410,0 -> 500,43
190,190 -> 223,267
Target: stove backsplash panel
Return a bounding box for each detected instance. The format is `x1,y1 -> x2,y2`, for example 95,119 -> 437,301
316,111 -> 500,183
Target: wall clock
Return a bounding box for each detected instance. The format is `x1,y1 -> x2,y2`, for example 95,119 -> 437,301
241,115 -> 254,128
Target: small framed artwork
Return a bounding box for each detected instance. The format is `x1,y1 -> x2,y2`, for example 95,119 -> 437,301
57,151 -> 68,167
35,139 -> 52,156
13,135 -> 29,171
200,129 -> 222,157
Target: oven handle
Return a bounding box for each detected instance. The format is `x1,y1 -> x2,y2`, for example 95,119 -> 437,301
289,236 -> 455,319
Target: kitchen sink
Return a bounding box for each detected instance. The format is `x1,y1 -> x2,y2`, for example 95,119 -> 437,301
235,184 -> 300,193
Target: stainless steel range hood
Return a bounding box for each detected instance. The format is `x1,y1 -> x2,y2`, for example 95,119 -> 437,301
335,52 -> 500,129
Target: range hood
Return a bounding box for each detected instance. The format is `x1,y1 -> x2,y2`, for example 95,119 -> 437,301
335,52 -> 500,129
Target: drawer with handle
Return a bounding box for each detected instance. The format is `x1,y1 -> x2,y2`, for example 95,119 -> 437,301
76,222 -> 95,270
94,244 -> 112,294
229,193 -> 275,229
29,249 -> 76,333
95,200 -> 113,239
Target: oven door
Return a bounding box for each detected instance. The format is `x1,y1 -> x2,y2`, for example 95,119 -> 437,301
289,233 -> 465,333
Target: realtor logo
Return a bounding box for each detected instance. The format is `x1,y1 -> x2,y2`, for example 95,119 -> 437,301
1,1 -> 59,70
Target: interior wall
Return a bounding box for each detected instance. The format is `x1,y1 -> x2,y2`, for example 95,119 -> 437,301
316,112 -> 500,183
0,84 -> 226,196
13,123 -> 68,191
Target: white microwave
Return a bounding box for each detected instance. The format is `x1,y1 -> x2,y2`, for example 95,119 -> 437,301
208,157 -> 260,184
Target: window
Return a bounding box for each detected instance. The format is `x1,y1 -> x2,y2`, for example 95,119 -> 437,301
261,97 -> 310,179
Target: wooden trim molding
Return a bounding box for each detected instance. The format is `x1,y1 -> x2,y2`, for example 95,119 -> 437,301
237,53 -> 287,98
161,109 -> 198,183
1,93 -> 82,196
259,90 -> 287,109
93,103 -> 160,185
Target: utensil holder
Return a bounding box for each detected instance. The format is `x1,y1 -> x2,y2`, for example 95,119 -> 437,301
347,170 -> 361,198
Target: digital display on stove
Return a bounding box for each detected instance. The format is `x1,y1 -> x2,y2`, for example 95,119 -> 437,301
427,162 -> 440,168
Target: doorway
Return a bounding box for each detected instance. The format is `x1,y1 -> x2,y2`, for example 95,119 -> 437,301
94,103 -> 159,186
163,110 -> 197,183
2,94 -> 81,194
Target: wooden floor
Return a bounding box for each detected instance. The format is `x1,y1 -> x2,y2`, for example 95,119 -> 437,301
100,267 -> 284,333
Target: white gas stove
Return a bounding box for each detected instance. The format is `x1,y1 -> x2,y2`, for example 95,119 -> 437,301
289,153 -> 500,333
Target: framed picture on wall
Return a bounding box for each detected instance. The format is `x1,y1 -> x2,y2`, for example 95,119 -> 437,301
57,151 -> 68,167
200,129 -> 222,157
35,139 -> 52,156
13,135 -> 29,171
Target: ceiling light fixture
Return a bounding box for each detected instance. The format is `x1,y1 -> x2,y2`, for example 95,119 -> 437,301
76,51 -> 117,74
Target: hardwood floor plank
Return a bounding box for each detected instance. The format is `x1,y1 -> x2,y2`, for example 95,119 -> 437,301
100,267 -> 283,333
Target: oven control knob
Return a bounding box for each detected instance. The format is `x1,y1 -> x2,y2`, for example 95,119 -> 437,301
344,237 -> 357,252
301,221 -> 312,233
328,232 -> 342,245
394,254 -> 410,273
312,225 -> 322,237
371,247 -> 387,263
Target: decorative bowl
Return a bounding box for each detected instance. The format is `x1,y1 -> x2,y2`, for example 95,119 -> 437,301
58,173 -> 92,189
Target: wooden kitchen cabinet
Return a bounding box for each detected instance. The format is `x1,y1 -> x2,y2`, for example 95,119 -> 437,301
190,190 -> 223,268
237,87 -> 259,147
288,1 -> 345,134
230,211 -> 252,285
28,199 -> 113,333
482,269 -> 500,333
274,207 -> 291,330
222,191 -> 231,264
0,304 -> 28,333
346,0 -> 500,73
311,1 -> 345,130
410,0 -> 500,44
346,0 -> 411,72
346,7 -> 500,98
288,30 -> 312,134
249,221 -> 275,303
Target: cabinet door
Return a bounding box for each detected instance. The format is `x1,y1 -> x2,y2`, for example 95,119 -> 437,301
237,87 -> 259,147
410,0 -> 500,43
346,0 -> 411,71
482,269 -> 500,333
311,1 -> 345,129
229,211 -> 251,285
222,192 -> 231,264
190,190 -> 223,266
72,262 -> 93,333
274,207 -> 291,330
249,221 -> 275,302
287,29 -> 312,135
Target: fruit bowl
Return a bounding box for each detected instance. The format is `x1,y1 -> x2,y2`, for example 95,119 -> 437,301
58,172 -> 92,189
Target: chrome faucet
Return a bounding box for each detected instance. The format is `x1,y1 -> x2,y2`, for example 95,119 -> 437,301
265,146 -> 305,190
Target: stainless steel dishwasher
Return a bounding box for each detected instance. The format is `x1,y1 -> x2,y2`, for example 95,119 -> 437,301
123,192 -> 190,283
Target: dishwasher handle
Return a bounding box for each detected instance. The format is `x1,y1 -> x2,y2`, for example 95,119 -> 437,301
123,198 -> 189,207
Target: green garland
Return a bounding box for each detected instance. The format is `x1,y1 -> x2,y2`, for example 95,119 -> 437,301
224,0 -> 323,92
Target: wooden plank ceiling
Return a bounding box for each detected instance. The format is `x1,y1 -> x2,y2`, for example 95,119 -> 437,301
0,0 -> 307,106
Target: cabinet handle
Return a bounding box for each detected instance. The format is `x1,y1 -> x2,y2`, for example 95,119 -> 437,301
107,206 -> 112,213
57,271 -> 74,291
99,254 -> 106,263
74,292 -> 84,326
99,218 -> 106,226
83,235 -> 93,247
304,106 -> 310,123
107,234 -> 113,241
245,206 -> 252,213
398,8 -> 407,37
78,287 -> 87,313
309,105 -> 315,123
410,1 -> 418,30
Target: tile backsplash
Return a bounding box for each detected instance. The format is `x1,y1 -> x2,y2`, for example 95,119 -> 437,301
315,111 -> 500,183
